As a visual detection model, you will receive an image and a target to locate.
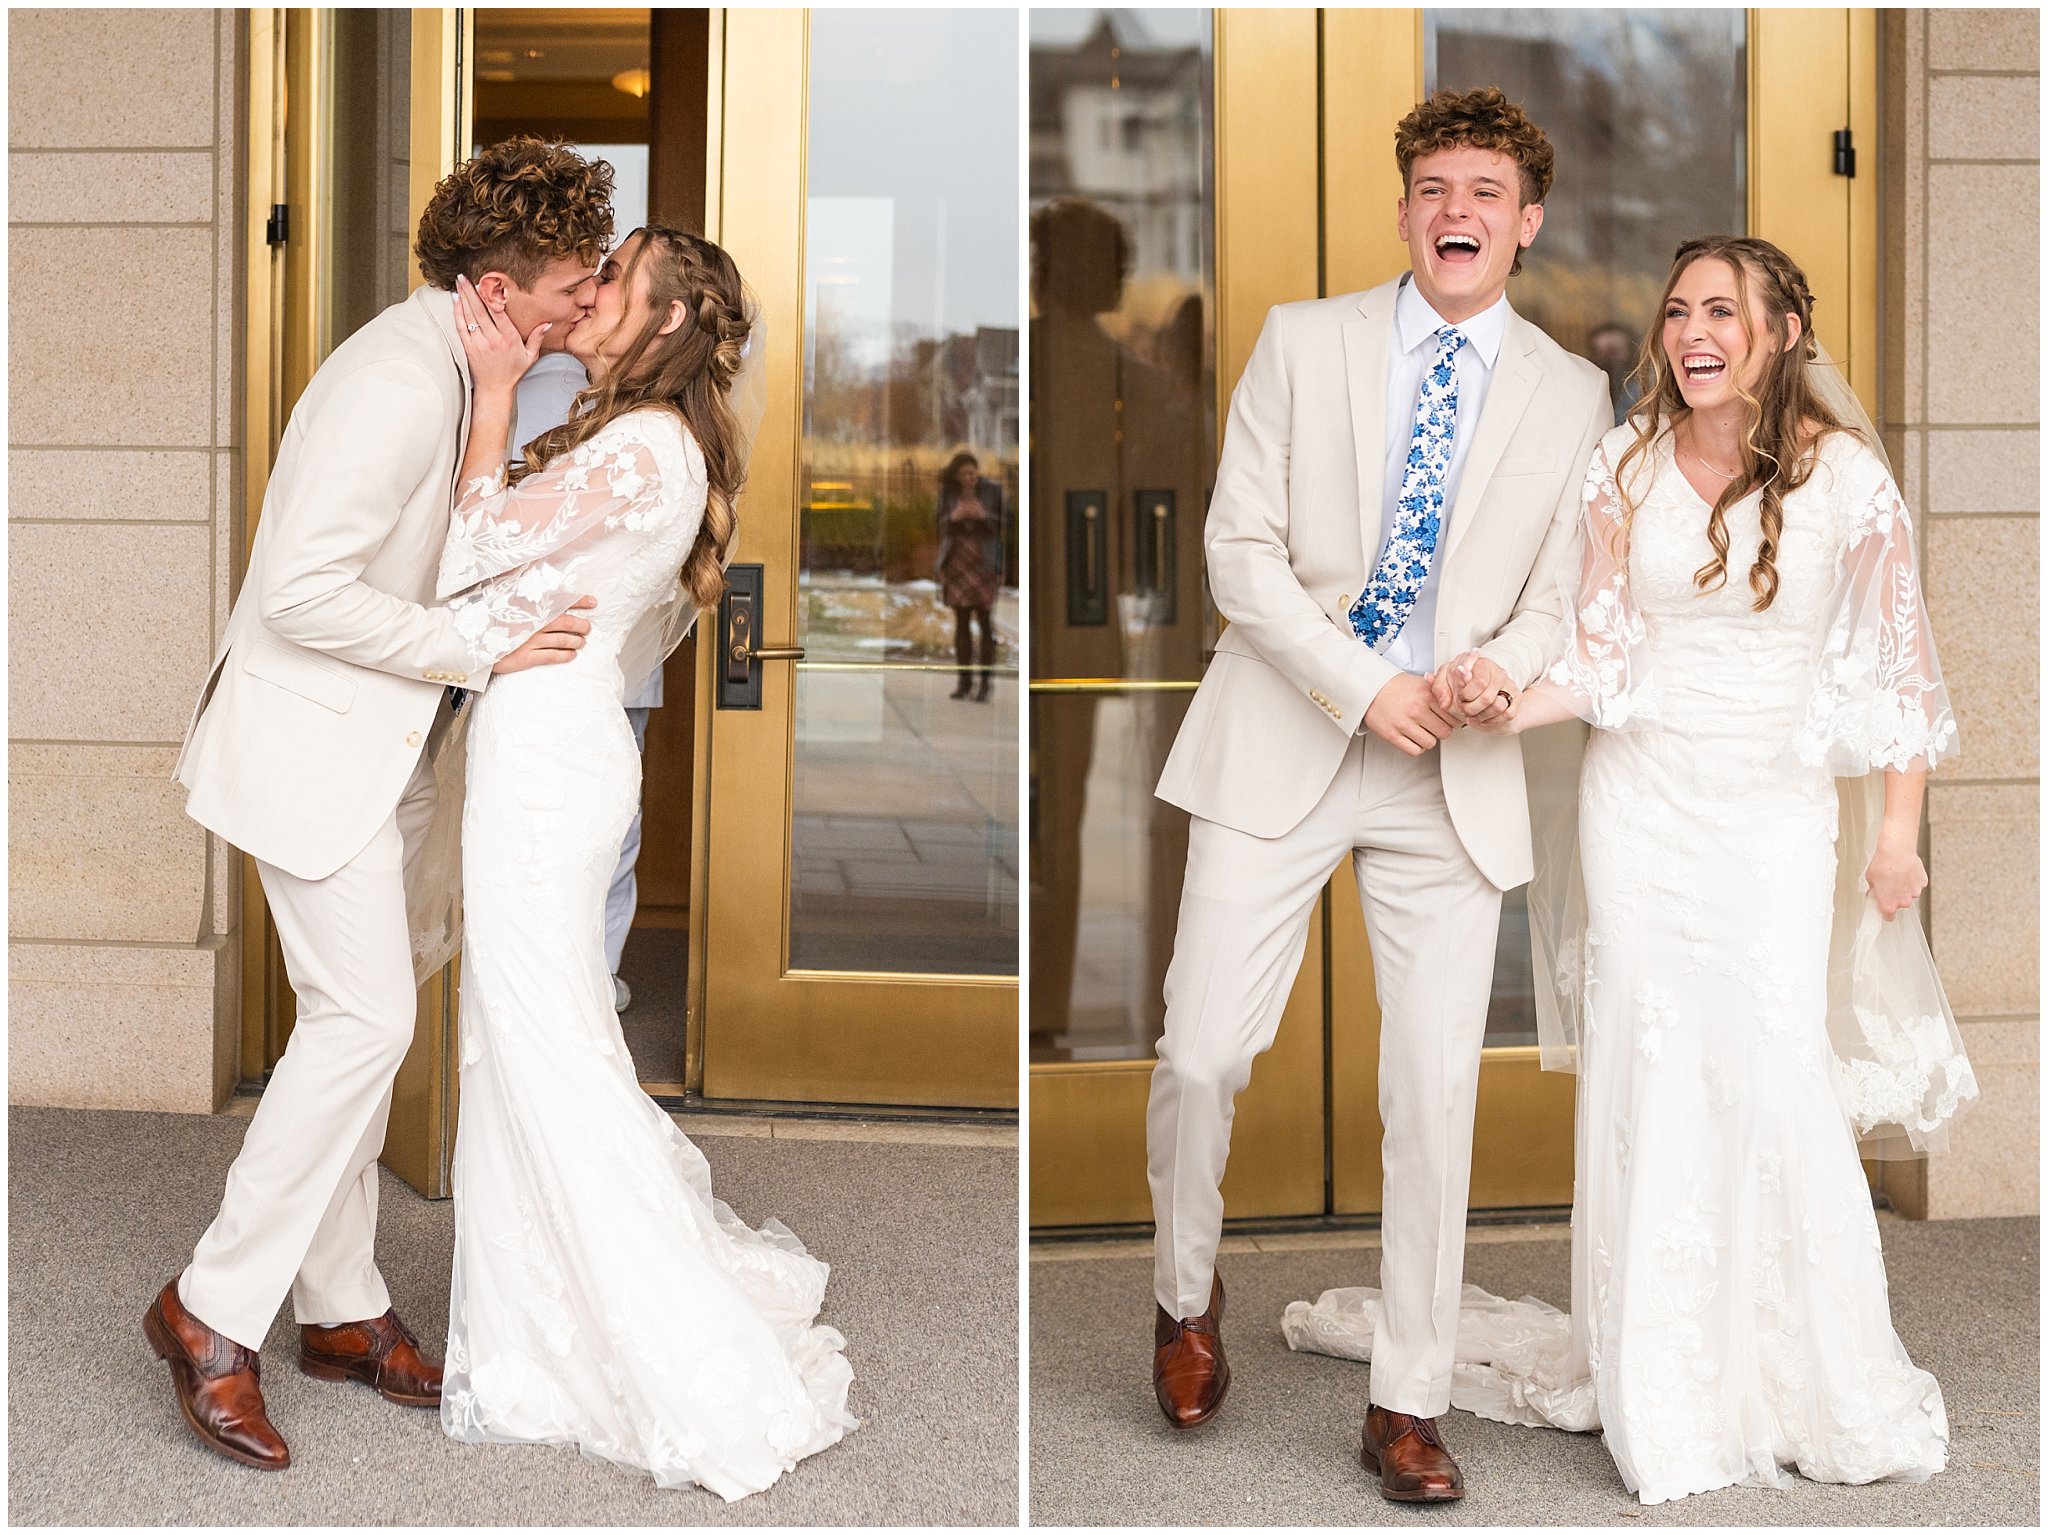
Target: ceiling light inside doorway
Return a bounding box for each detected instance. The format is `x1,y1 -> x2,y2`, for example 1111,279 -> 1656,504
612,67 -> 651,99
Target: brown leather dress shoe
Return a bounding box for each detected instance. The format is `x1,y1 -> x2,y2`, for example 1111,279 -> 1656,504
1360,1404 -> 1465,1502
299,1309 -> 443,1407
143,1280 -> 290,1471
1153,1272 -> 1229,1429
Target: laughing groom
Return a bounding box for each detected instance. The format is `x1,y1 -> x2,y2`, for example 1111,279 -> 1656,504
1146,89 -> 1611,1501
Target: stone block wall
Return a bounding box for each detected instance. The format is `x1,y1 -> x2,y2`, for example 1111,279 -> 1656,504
1883,9 -> 2039,1218
8,9 -> 242,1111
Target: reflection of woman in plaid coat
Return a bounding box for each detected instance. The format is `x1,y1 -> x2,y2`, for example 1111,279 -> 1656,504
936,451 -> 1004,701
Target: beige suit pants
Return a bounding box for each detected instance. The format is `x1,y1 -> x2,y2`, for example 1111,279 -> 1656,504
1147,731 -> 1503,1417
179,753 -> 436,1350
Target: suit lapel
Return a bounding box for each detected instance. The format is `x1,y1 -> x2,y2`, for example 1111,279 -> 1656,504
1442,309 -> 1540,561
415,283 -> 475,492
1341,282 -> 1397,563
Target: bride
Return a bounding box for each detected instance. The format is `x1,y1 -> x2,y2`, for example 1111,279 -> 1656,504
429,227 -> 855,1498
1285,236 -> 1974,1505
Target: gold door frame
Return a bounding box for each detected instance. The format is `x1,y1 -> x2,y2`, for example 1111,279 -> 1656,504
1030,6 -> 1877,1229
695,8 -> 1017,1109
240,8 -> 473,1196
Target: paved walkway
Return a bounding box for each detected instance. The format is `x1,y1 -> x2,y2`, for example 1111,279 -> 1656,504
1029,1217 -> 2039,1526
10,1105 -> 1018,1526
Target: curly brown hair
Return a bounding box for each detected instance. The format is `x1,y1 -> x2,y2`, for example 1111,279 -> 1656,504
516,228 -> 752,611
414,136 -> 615,292
1611,235 -> 1844,613
1395,88 -> 1554,274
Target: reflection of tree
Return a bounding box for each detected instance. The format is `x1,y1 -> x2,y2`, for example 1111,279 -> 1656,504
1436,10 -> 1747,356
803,305 -> 1019,590
806,309 -> 1019,456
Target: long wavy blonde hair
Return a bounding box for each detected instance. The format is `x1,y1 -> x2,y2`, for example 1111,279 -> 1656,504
1613,236 -> 1846,611
515,226 -> 752,610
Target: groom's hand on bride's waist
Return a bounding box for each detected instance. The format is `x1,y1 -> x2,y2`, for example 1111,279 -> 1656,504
1365,672 -> 1460,757
493,595 -> 597,674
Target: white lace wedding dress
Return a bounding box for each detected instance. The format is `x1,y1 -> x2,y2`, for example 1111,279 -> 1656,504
1285,425 -> 1966,1505
430,407 -> 856,1499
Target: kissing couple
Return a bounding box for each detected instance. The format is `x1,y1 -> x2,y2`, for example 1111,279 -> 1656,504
1147,87 -> 1974,1507
151,137 -> 855,1500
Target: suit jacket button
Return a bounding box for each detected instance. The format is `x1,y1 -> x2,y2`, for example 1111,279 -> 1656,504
405,730 -> 422,748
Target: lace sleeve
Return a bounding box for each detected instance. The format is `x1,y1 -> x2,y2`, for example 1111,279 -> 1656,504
1542,436 -> 1655,728
1795,443 -> 1959,774
435,417 -> 671,672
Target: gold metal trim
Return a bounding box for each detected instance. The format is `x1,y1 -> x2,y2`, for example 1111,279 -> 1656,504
1321,8 -> 1421,296
381,5 -> 472,1199
685,9 -> 728,1099
1751,10 -> 1878,416
698,7 -> 1015,1109
1028,679 -> 1201,694
239,9 -> 287,1085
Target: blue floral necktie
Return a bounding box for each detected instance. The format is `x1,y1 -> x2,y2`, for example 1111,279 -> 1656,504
1350,325 -> 1466,651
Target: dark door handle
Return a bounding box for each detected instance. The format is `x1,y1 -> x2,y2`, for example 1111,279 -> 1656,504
716,564 -> 801,709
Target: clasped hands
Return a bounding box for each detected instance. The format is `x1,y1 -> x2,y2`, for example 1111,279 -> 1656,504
1362,651 -> 1519,757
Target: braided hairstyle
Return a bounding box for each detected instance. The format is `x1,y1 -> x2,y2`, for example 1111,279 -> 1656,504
515,225 -> 752,610
1611,235 -> 1845,611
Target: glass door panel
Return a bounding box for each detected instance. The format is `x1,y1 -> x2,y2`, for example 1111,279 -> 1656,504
1027,8 -> 1328,1227
789,7 -> 1021,976
700,8 -> 1017,1109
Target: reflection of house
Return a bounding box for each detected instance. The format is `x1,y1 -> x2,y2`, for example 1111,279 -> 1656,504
812,324 -> 1019,459
1030,12 -> 1207,286
962,326 -> 1021,458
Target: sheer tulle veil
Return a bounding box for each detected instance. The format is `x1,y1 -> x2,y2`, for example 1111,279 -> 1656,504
1527,342 -> 1978,1157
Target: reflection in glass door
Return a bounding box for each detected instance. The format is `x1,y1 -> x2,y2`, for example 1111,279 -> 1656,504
1029,8 -> 1329,1227
700,9 -> 1018,1108
1033,8 -> 1867,1229
1029,6 -> 1215,1064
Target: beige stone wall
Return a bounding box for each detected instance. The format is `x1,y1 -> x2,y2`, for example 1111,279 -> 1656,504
8,10 -> 242,1112
1881,9 -> 2039,1218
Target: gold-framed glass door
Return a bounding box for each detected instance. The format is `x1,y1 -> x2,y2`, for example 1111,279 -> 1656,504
697,8 -> 1019,1108
241,7 -> 470,1195
1030,6 -> 1874,1228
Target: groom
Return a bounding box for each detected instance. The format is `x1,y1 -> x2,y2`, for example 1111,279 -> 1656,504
1146,89 -> 1610,1500
148,138 -> 615,1471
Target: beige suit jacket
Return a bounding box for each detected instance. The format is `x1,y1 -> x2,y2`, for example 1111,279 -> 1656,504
175,281 -> 488,881
1156,278 -> 1611,890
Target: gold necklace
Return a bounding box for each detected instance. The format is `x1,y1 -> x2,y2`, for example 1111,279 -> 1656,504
1681,431 -> 1740,479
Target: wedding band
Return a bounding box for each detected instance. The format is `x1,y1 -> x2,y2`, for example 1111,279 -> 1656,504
466,322 -> 481,332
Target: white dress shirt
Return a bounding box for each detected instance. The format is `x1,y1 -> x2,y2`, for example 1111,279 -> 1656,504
511,352 -> 590,456
1374,275 -> 1510,676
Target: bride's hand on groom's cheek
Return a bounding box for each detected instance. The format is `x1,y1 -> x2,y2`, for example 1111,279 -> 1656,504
455,274 -> 546,396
